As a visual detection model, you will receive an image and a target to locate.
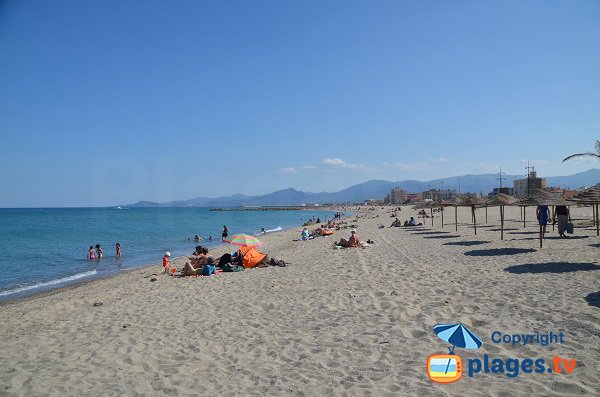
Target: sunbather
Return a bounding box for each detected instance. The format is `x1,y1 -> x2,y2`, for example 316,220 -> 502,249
336,230 -> 361,248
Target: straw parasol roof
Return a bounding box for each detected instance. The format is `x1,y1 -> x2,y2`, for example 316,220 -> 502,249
569,184 -> 600,204
515,189 -> 569,207
569,184 -> 600,237
457,195 -> 487,206
485,193 -> 518,206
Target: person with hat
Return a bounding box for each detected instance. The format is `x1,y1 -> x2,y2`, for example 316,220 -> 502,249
156,251 -> 172,275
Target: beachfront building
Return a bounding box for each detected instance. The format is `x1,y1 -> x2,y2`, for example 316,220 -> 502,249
489,187 -> 514,197
548,188 -> 578,200
385,187 -> 408,205
513,169 -> 547,197
406,193 -> 421,202
422,189 -> 457,202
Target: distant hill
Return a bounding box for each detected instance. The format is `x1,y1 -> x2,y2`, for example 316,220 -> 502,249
124,168 -> 600,207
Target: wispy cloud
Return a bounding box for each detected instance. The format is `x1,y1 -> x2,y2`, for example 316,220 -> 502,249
300,165 -> 317,170
321,158 -> 365,169
383,161 -> 428,171
428,157 -> 450,163
278,167 -> 299,174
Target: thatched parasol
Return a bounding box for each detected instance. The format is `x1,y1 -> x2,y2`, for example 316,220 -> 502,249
415,201 -> 439,227
457,195 -> 487,235
515,189 -> 570,248
569,184 -> 600,236
485,193 -> 519,240
440,198 -> 461,231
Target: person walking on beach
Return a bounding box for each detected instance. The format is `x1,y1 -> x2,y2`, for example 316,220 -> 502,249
95,244 -> 103,259
222,225 -> 228,241
553,205 -> 571,237
115,243 -> 121,257
536,205 -> 550,234
88,246 -> 95,260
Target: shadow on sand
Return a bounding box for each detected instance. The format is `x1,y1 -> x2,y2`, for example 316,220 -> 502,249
464,248 -> 536,256
507,231 -> 537,235
585,291 -> 600,308
504,262 -> 600,274
544,236 -> 589,240
444,241 -> 490,246
411,231 -> 450,235
490,228 -> 519,232
590,243 -> 600,248
423,235 -> 460,239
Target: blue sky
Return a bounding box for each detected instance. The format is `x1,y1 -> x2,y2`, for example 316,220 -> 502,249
0,0 -> 598,207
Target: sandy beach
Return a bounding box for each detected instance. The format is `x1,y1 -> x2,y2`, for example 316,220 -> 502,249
0,205 -> 598,396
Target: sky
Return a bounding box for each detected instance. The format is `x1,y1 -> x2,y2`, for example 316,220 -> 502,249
0,0 -> 599,207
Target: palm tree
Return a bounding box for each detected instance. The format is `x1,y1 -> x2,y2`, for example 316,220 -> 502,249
562,140 -> 600,162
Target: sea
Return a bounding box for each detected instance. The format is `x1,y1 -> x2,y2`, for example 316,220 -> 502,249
0,207 -> 336,301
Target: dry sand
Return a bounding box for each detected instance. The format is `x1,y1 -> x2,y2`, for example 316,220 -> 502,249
0,205 -> 598,396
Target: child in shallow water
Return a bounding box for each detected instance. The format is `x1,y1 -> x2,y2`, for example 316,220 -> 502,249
88,246 -> 95,260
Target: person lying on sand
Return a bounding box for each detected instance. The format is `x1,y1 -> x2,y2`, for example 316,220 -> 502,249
335,230 -> 361,248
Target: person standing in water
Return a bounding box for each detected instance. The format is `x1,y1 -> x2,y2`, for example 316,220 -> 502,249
95,244 -> 103,259
115,243 -> 121,257
222,225 -> 228,241
88,246 -> 95,260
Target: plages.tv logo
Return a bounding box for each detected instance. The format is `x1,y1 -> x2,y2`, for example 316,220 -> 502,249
427,323 -> 578,383
426,323 -> 482,384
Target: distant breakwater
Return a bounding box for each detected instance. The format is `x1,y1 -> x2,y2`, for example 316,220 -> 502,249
210,206 -> 329,212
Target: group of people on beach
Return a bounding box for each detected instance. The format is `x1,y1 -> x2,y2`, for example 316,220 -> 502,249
536,204 -> 572,237
157,242 -> 285,278
389,217 -> 420,227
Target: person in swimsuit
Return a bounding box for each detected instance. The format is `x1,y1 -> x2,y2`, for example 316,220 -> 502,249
222,225 -> 228,241
115,243 -> 121,257
95,244 -> 103,259
88,246 -> 95,260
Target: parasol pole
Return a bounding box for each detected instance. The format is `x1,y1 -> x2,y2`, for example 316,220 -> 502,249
472,205 -> 477,235
596,203 -> 599,237
520,206 -> 523,220
552,206 -> 555,232
539,222 -> 543,248
485,206 -> 488,224
441,206 -> 444,228
500,205 -> 504,241
455,205 -> 458,232
431,208 -> 434,227
523,206 -> 526,228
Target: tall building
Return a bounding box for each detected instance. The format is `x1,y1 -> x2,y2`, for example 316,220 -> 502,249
386,187 -> 408,204
422,189 -> 457,201
513,169 -> 546,197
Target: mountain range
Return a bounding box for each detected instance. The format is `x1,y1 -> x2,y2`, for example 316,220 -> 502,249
124,168 -> 600,207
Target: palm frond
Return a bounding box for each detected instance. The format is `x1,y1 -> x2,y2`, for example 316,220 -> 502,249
562,152 -> 600,162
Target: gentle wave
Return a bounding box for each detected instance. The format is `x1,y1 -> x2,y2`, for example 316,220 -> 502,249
0,270 -> 98,297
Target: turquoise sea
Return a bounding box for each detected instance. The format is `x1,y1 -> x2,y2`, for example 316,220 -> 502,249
0,207 -> 335,300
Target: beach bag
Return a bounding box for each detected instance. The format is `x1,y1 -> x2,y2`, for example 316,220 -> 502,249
566,222 -> 574,234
